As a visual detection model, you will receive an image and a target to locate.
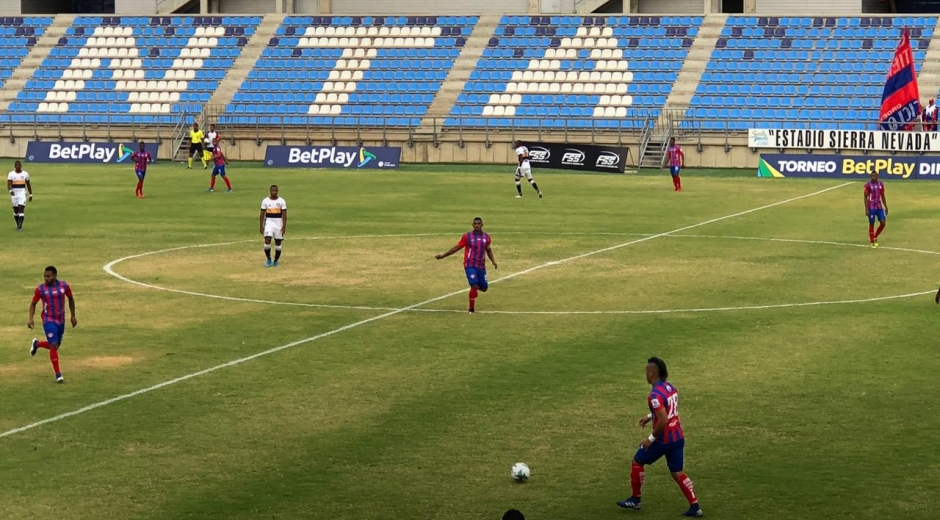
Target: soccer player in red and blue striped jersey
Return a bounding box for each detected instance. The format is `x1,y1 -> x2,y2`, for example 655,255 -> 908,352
435,217 -> 498,313
28,266 -> 77,383
864,172 -> 888,248
662,138 -> 684,192
618,357 -> 702,517
132,141 -> 152,198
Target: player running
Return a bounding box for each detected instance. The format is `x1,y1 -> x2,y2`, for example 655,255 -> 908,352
207,138 -> 232,193
513,141 -> 543,198
435,217 -> 498,314
7,160 -> 32,231
28,266 -> 77,384
617,357 -> 703,517
864,171 -> 888,248
132,141 -> 153,198
187,122 -> 207,170
260,184 -> 287,267
662,137 -> 684,192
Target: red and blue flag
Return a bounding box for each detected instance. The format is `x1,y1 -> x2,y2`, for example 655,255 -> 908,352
880,28 -> 921,130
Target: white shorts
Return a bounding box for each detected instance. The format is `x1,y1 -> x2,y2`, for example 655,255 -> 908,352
515,166 -> 533,181
10,190 -> 27,207
264,219 -> 284,240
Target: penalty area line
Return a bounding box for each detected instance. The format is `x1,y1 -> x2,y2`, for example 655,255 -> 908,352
1,182 -> 850,439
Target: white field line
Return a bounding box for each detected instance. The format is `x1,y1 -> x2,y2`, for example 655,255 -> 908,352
1,182 -> 850,439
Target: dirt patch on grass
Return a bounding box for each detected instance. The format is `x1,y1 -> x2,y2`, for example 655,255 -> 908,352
69,356 -> 139,369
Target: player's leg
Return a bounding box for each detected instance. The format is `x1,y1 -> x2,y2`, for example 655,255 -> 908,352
188,144 -> 195,168
273,238 -> 283,266
874,211 -> 886,243
514,170 -> 524,198
37,322 -> 64,381
200,146 -> 208,169
617,444 -> 664,509
867,210 -> 876,246
477,269 -> 488,293
524,170 -> 542,197
465,268 -> 479,313
220,168 -> 232,191
136,170 -> 145,197
13,204 -> 24,230
666,442 -> 701,517
264,235 -> 273,267
208,170 -> 217,192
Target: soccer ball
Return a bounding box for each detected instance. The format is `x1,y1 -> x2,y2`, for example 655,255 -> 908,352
511,462 -> 530,482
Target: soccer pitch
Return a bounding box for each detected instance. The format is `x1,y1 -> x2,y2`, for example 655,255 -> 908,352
1,162 -> 938,520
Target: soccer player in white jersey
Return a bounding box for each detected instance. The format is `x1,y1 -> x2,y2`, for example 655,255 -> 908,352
260,184 -> 287,267
203,124 -> 220,167
513,140 -> 543,199
8,160 -> 33,231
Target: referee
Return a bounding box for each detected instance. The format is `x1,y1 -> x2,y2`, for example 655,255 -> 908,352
187,122 -> 206,169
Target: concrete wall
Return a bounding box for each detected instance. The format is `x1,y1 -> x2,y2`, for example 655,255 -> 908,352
116,0 -> 158,14
637,0 -> 703,13
0,0 -> 21,14
755,0 -> 861,14
219,0 -> 275,13
329,0 -> 527,14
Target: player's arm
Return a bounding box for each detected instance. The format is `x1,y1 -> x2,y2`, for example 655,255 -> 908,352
6,178 -> 12,194
66,285 -> 77,328
650,407 -> 668,439
280,208 -> 287,235
863,187 -> 870,214
27,289 -> 40,329
436,236 -> 465,260
486,244 -> 498,269
881,188 -> 888,214
935,284 -> 940,305
25,179 -> 32,200
679,149 -> 685,168
259,209 -> 265,234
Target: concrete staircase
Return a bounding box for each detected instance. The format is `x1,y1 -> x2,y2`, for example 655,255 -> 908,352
0,14 -> 75,112
914,18 -> 940,106
205,14 -> 285,113
417,14 -> 501,132
575,0 -> 617,14
661,14 -> 726,113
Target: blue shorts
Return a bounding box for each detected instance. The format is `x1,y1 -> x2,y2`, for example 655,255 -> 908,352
42,321 -> 65,347
212,165 -> 226,177
135,169 -> 146,181
670,165 -> 681,176
464,267 -> 488,290
867,208 -> 886,224
634,438 -> 684,472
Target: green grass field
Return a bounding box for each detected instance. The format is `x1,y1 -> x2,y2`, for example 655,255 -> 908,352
1,162 -> 939,520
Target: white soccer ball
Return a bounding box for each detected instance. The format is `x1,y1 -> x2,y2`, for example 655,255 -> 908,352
511,462 -> 530,481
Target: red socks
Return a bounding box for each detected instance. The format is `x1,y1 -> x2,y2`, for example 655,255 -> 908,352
468,287 -> 478,310
868,225 -> 875,243
210,177 -> 216,190
672,472 -> 698,505
49,348 -> 61,374
630,460 -> 645,497
135,180 -> 143,196
36,340 -> 50,349
672,176 -> 681,191
223,177 -> 232,190
875,222 -> 885,239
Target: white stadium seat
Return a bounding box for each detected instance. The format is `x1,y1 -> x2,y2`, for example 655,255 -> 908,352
482,106 -> 494,116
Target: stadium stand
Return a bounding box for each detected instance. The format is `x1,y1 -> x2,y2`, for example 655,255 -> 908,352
0,17 -> 53,90
217,15 -> 478,127
446,15 -> 703,129
686,16 -> 936,131
7,15 -> 261,124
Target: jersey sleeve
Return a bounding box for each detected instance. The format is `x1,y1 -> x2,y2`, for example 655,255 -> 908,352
32,286 -> 41,304
456,234 -> 467,248
64,282 -> 73,298
260,200 -> 267,211
864,184 -> 871,197
280,199 -> 287,210
6,172 -> 12,181
648,391 -> 666,412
